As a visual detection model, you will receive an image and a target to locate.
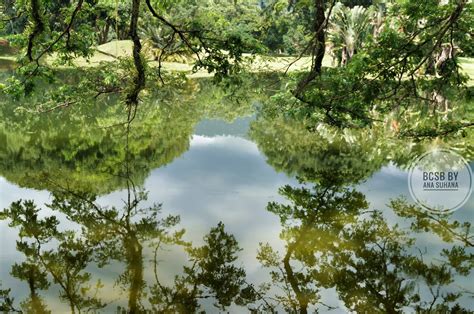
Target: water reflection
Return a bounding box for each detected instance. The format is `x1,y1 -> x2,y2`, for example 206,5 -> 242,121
250,111 -> 473,312
257,180 -> 473,312
1,148 -> 472,312
0,77 -> 260,195
249,113 -> 473,185
0,179 -> 255,312
0,76 -> 472,312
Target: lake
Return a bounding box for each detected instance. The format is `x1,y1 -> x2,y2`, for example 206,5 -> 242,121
0,76 -> 472,313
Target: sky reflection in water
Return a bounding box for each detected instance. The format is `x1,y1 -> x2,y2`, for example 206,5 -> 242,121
0,86 -> 473,312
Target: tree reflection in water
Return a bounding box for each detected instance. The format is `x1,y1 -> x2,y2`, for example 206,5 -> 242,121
258,181 -> 473,313
0,75 -> 261,195
2,134 -> 472,313
0,110 -> 258,313
251,112 -> 473,313
0,81 -> 473,312
0,182 -> 256,313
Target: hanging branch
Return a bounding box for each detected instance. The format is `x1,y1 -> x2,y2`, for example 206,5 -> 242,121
144,0 -> 202,63
293,0 -> 336,98
125,0 -> 146,106
26,0 -> 44,62
26,0 -> 85,63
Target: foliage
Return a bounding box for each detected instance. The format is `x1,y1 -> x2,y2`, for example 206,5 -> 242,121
258,180 -> 474,313
0,282 -> 17,312
327,3 -> 373,66
0,199 -> 106,313
250,106 -> 474,187
259,0 -> 313,54
0,184 -> 259,312
0,74 -> 266,194
0,1 -> 472,311
256,0 -> 473,140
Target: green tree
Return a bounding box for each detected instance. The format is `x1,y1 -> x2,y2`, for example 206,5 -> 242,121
327,3 -> 373,66
0,200 -> 105,313
0,189 -> 260,312
274,0 -> 474,136
1,0 -> 262,106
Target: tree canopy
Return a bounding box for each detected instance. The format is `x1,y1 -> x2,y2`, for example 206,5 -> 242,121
0,0 -> 473,312
0,0 -> 472,139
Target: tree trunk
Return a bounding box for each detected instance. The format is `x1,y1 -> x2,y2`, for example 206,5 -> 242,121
294,0 -> 326,97
126,0 -> 146,106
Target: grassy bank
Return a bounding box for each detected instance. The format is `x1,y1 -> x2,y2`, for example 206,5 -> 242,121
1,40 -> 473,84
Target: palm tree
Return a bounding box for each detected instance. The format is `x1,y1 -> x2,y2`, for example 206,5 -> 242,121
327,3 -> 373,66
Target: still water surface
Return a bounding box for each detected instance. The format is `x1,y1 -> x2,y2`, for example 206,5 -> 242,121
0,78 -> 472,312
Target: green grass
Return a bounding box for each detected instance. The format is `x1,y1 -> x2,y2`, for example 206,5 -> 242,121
74,41 -> 474,84
72,40 -> 329,76
0,57 -> 16,70
459,57 -> 474,86
2,39 -> 474,84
